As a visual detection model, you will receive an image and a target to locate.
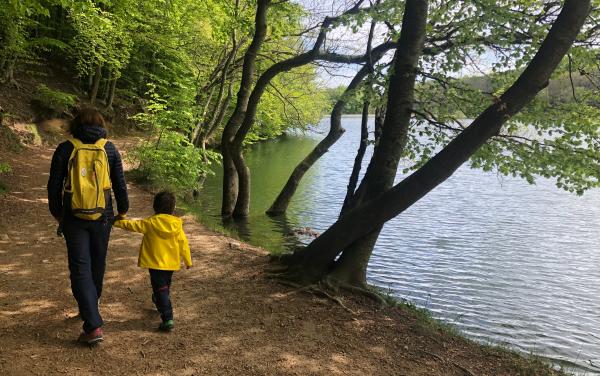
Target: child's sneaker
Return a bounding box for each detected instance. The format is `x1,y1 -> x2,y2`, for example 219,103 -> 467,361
78,327 -> 103,345
159,319 -> 174,332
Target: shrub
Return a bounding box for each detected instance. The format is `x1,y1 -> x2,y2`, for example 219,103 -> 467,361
0,162 -> 10,174
33,84 -> 77,116
0,162 -> 11,193
129,131 -> 220,191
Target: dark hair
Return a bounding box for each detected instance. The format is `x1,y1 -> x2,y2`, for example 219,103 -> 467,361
69,107 -> 106,135
153,191 -> 176,214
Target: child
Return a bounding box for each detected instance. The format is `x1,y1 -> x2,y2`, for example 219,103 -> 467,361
114,191 -> 192,331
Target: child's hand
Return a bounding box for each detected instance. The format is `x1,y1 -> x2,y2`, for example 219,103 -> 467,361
112,213 -> 127,225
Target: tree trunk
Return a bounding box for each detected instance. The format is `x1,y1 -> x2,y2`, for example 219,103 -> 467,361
342,100 -> 370,213
227,2 -> 385,217
192,86 -> 215,145
1,59 -> 17,87
206,81 -> 234,142
287,0 -> 590,283
267,17 -> 382,216
325,0 -> 428,287
373,105 -> 385,151
89,64 -> 102,105
106,77 -> 117,110
103,70 -> 112,103
265,71 -> 363,216
220,0 -> 270,217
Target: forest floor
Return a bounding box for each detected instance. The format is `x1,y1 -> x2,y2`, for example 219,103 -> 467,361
0,123 -> 564,375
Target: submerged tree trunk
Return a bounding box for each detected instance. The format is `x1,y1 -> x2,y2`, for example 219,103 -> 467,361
267,17 -> 380,216
265,67 -> 369,216
221,0 -> 269,217
89,64 -> 102,105
286,0 -> 590,285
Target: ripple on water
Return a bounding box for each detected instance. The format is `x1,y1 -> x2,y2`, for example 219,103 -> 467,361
193,117 -> 600,375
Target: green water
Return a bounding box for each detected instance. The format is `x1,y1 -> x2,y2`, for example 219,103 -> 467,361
189,132 -> 322,252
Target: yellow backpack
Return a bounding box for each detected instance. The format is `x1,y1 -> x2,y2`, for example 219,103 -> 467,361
64,138 -> 112,220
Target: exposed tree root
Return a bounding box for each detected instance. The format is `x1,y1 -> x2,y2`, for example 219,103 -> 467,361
339,283 -> 388,308
421,350 -> 476,376
275,279 -> 357,315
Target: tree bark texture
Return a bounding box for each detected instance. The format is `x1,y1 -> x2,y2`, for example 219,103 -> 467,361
220,0 -> 270,216
288,0 -> 590,283
326,0 -> 428,286
106,77 -> 117,109
342,100 -> 371,213
103,70 -> 112,103
89,64 -> 102,105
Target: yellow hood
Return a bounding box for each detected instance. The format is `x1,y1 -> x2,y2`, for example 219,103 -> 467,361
147,214 -> 183,238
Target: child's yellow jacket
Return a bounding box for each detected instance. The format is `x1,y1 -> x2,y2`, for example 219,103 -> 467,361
114,214 -> 192,271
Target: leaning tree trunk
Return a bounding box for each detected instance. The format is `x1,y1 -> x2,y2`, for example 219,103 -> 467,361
326,0 -> 428,287
342,99 -> 371,212
266,17 -> 380,216
89,64 -> 102,105
228,1 -> 388,218
220,0 -> 269,217
287,0 -> 590,284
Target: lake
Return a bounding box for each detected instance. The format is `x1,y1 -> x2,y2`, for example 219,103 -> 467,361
191,116 -> 600,374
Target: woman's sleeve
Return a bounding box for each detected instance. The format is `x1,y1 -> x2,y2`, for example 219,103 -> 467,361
47,143 -> 70,218
114,218 -> 148,233
107,142 -> 129,214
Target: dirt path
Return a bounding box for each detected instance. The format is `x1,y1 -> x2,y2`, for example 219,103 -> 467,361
0,139 -> 557,376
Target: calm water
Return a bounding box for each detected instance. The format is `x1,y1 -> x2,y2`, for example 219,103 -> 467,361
191,116 -> 600,374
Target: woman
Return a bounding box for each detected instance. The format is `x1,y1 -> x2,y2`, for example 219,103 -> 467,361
47,108 -> 128,344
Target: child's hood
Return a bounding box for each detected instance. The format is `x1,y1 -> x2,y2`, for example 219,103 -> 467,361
148,214 -> 183,238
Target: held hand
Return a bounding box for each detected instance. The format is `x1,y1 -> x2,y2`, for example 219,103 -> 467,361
113,213 -> 127,225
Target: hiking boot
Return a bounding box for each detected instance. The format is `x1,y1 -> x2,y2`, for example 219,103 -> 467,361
78,327 -> 103,345
159,319 -> 174,332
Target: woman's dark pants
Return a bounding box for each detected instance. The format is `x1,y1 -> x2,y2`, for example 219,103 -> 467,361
63,215 -> 112,333
149,269 -> 174,321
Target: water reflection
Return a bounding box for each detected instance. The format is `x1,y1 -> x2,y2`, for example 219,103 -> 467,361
190,116 -> 600,374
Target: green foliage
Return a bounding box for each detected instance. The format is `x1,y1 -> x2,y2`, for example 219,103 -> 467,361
324,86 -> 364,115
33,84 -> 77,114
248,67 -> 328,143
404,1 -> 600,196
0,162 -> 10,193
130,132 -> 220,191
129,87 -> 220,191
0,162 -> 11,174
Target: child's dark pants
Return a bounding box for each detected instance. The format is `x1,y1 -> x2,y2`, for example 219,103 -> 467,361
149,269 -> 174,321
63,215 -> 112,333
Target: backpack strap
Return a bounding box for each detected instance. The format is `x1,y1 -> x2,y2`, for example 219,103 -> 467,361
68,138 -> 107,149
68,138 -> 83,149
94,138 -> 108,148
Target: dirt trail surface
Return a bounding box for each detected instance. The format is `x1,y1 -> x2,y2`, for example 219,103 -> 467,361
0,139 -> 556,376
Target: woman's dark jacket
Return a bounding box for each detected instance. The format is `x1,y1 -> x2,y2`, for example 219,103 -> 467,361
47,125 -> 129,219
